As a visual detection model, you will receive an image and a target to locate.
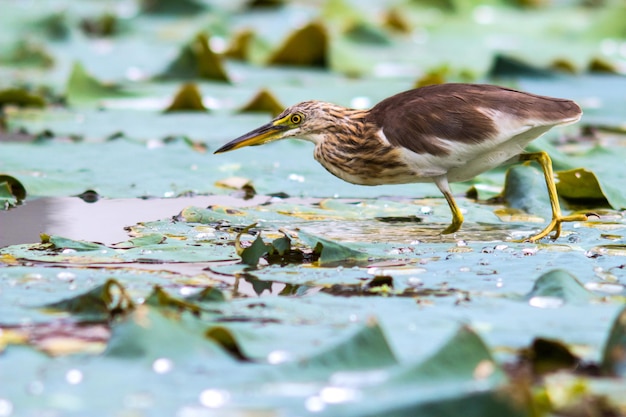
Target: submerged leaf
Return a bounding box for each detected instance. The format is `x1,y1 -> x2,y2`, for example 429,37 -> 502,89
267,22 -> 328,67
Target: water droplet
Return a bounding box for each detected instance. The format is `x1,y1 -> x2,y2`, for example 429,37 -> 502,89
179,287 -> 196,296
407,277 -> 422,287
288,173 -> 305,183
585,282 -> 624,294
319,386 -> 360,404
528,296 -> 563,309
267,350 -> 294,365
61,248 -> 77,254
24,273 -> 43,280
199,389 -> 229,408
56,272 -> 76,282
66,369 -> 83,385
152,358 -> 174,374
0,398 -> 13,417
305,396 -> 325,412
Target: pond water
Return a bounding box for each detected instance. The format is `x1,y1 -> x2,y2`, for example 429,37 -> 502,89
0,194 -> 272,247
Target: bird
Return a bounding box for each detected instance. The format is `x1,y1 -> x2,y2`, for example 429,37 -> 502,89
214,83 -> 589,242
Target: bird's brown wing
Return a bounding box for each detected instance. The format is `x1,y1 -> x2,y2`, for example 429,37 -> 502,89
366,83 -> 581,157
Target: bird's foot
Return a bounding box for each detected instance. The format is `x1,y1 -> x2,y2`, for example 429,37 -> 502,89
441,219 -> 463,235
521,212 -> 592,243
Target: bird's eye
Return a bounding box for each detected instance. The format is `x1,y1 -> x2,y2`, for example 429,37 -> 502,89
290,113 -> 303,124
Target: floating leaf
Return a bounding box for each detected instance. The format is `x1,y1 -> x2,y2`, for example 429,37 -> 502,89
297,318 -> 396,370
206,326 -> 251,361
0,39 -> 54,68
267,22 -> 328,67
145,286 -> 203,316
164,83 -> 208,112
159,33 -> 230,82
139,0 -> 206,15
42,234 -> 109,252
525,269 -> 596,305
80,13 -> 118,37
224,29 -> 254,60
489,54 -> 555,78
601,306 -> 626,376
503,164 -> 551,218
298,230 -> 370,265
382,7 -> 413,33
520,337 -> 580,376
105,306 -> 231,361
394,325 -> 503,383
556,168 -> 608,202
0,88 -> 45,108
0,175 -> 26,209
66,61 -> 128,104
238,89 -> 285,117
42,279 -> 134,320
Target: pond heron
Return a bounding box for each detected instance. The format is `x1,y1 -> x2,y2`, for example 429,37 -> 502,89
215,83 -> 588,242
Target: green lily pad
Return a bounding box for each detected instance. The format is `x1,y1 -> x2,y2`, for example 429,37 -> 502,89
601,306 -> 626,377
525,269 -> 597,305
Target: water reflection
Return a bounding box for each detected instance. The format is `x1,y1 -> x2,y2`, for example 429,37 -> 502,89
0,195 -> 269,248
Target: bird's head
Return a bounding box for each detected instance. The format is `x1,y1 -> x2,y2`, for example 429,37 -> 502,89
214,101 -> 348,154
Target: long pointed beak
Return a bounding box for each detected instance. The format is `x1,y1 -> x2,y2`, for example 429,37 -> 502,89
214,122 -> 288,154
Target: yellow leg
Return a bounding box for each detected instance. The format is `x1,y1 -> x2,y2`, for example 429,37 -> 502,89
518,152 -> 588,242
435,176 -> 464,234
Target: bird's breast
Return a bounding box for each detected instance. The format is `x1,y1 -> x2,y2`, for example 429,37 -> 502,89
313,139 -> 424,186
